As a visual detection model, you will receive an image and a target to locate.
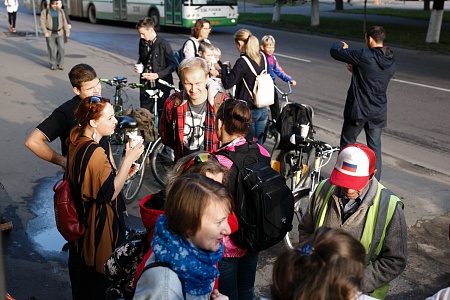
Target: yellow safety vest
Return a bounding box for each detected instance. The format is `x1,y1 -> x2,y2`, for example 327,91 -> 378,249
312,179 -> 404,300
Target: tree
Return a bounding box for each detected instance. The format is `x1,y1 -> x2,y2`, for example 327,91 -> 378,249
426,0 -> 445,43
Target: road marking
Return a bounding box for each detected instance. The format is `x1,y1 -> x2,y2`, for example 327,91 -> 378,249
275,53 -> 311,63
392,79 -> 450,92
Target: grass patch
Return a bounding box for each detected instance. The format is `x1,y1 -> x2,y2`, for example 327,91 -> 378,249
346,8 -> 450,23
239,13 -> 450,52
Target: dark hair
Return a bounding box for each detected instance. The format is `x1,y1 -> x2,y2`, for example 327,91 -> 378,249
215,100 -> 251,136
191,18 -> 211,39
136,17 -> 154,30
165,151 -> 229,189
68,64 -> 97,89
164,174 -> 232,239
69,96 -> 111,144
366,26 -> 386,44
271,227 -> 366,300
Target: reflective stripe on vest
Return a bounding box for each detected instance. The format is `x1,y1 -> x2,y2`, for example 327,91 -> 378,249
312,180 -> 404,300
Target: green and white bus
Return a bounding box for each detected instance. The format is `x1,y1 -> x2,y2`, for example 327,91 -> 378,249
23,0 -> 238,29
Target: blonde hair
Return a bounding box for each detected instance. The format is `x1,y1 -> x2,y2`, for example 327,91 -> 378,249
234,29 -> 261,66
214,47 -> 221,57
260,35 -> 276,46
178,57 -> 209,80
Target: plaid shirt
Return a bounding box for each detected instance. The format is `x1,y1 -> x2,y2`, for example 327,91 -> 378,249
159,91 -> 223,161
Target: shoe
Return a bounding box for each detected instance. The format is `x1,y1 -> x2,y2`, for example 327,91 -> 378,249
58,65 -> 64,70
51,65 -> 57,70
9,25 -> 13,32
12,27 -> 16,33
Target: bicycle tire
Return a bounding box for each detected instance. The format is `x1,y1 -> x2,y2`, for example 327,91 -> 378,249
284,189 -> 310,249
120,148 -> 147,204
150,138 -> 174,187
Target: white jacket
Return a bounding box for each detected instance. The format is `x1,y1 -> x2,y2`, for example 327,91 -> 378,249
4,0 -> 18,13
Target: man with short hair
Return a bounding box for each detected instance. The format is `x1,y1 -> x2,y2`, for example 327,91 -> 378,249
135,17 -> 176,118
25,63 -> 105,170
298,143 -> 407,299
159,57 -> 226,161
330,26 -> 396,180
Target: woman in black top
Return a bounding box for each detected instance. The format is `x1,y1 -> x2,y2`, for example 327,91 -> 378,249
221,29 -> 268,144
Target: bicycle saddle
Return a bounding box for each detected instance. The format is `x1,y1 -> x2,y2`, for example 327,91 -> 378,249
117,115 -> 138,129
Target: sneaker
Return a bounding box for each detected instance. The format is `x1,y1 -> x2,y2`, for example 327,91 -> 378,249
51,65 -> 57,70
58,65 -> 64,70
12,27 -> 16,33
9,25 -> 13,32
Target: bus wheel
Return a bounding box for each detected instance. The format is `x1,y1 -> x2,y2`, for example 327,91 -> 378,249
40,0 -> 47,11
88,4 -> 97,24
149,9 -> 160,31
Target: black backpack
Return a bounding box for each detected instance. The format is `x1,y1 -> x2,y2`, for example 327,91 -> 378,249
173,39 -> 198,75
276,102 -> 314,150
217,142 -> 294,252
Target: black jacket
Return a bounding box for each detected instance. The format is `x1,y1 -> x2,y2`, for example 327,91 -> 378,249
138,36 -> 176,86
330,42 -> 396,128
221,53 -> 265,110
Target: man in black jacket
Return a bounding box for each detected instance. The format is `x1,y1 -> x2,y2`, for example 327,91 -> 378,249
330,26 -> 396,180
135,17 -> 176,120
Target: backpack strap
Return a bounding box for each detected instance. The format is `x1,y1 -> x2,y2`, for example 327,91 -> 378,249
242,55 -> 268,100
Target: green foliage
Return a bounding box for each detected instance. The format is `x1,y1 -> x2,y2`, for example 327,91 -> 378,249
238,12 -> 450,52
345,8 -> 450,23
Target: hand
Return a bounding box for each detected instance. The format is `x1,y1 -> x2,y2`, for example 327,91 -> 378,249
210,69 -> 220,77
290,80 -> 297,86
44,32 -> 50,38
346,64 -> 353,73
126,163 -> 140,180
342,41 -> 349,49
210,289 -> 228,300
124,139 -> 145,163
141,73 -> 159,80
66,33 -> 70,38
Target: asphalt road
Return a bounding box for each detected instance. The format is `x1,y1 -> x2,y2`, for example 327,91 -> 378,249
1,4 -> 449,299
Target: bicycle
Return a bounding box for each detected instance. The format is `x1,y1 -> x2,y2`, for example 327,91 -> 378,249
283,136 -> 339,249
100,76 -> 176,203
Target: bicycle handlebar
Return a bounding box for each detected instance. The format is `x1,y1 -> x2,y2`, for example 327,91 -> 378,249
100,77 -> 143,89
274,81 -> 292,96
289,134 -> 339,152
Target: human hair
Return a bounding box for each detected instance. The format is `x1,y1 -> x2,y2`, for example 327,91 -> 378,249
198,41 -> 215,53
214,47 -> 221,57
68,64 -> 97,89
234,29 -> 261,66
136,17 -> 154,30
271,227 -> 366,300
216,99 -> 251,136
366,26 -> 386,44
165,151 -> 229,190
191,18 -> 211,39
178,57 -> 209,81
69,96 -> 111,144
164,174 -> 232,238
260,35 -> 276,46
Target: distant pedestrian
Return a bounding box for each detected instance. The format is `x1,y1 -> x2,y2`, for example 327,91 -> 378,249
4,0 -> 18,32
260,35 -> 297,121
330,25 -> 396,180
40,0 -> 70,70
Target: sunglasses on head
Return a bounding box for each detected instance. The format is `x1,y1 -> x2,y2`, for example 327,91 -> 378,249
183,153 -> 216,172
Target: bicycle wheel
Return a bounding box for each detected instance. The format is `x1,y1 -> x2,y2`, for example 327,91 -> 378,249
121,148 -> 148,204
284,189 -> 310,249
150,138 -> 175,187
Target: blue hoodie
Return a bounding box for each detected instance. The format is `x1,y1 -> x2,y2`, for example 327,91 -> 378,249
330,42 -> 396,128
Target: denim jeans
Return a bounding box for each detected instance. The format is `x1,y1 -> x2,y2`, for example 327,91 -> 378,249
218,252 -> 259,300
46,33 -> 65,67
340,121 -> 383,180
251,107 -> 268,145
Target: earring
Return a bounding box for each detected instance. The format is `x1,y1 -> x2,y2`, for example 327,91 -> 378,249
92,128 -> 97,141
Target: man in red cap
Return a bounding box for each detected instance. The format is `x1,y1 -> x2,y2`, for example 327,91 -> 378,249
298,143 -> 407,300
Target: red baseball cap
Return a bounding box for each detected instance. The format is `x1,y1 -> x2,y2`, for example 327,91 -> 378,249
330,144 -> 376,190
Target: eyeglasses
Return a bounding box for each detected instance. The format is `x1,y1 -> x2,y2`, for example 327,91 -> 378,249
183,153 -> 216,172
202,27 -> 212,31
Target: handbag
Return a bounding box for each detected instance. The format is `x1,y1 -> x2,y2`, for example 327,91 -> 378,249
53,141 -> 93,242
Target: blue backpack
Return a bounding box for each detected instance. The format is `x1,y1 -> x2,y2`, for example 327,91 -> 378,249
173,39 -> 198,75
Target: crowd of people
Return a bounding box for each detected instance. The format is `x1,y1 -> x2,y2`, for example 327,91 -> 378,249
17,13 -> 446,300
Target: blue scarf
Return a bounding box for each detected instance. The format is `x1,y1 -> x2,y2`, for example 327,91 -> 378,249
151,215 -> 223,295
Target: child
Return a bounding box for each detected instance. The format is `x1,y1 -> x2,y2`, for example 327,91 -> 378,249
198,41 -> 220,78
213,47 -> 223,68
260,35 -> 297,121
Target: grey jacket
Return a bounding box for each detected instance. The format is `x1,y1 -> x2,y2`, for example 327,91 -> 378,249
40,8 -> 70,36
298,178 -> 408,293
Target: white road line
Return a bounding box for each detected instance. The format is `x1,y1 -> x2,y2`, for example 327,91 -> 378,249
392,78 -> 450,92
274,53 -> 311,63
